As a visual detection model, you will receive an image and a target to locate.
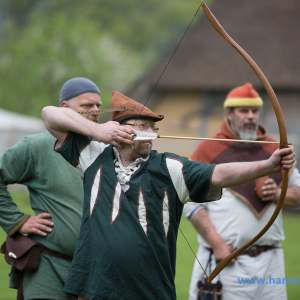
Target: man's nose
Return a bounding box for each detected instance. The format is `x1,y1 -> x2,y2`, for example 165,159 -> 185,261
90,105 -> 100,113
247,110 -> 255,119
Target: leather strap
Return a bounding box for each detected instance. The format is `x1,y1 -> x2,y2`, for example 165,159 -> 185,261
236,245 -> 279,257
17,271 -> 25,300
41,246 -> 73,261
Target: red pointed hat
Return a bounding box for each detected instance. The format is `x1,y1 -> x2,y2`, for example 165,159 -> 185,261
111,91 -> 164,123
224,83 -> 263,108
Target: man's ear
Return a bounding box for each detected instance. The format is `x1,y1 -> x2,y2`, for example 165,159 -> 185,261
225,107 -> 234,122
60,101 -> 70,108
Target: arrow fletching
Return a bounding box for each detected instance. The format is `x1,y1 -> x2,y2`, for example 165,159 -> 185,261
132,131 -> 158,140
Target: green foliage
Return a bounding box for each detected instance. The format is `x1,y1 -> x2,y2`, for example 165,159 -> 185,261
0,3 -> 145,116
0,0 -> 204,119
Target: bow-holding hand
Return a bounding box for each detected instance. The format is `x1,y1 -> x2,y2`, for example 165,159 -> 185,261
260,150 -> 300,209
267,145 -> 295,173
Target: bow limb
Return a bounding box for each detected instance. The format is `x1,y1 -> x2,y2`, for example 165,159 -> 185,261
201,1 -> 289,282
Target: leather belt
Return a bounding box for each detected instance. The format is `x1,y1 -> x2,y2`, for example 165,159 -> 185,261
41,246 -> 73,260
236,245 -> 279,257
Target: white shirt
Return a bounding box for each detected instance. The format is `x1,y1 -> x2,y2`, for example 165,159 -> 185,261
183,168 -> 300,248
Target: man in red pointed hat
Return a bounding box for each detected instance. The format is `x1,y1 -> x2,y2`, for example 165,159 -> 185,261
184,83 -> 300,300
41,89 -> 295,300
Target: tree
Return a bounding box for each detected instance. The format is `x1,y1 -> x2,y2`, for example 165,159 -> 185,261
0,0 -> 205,118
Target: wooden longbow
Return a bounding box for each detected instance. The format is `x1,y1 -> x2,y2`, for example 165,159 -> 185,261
201,0 -> 289,283
78,2 -> 289,283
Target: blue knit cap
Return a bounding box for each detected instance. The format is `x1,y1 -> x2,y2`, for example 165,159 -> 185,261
60,77 -> 101,104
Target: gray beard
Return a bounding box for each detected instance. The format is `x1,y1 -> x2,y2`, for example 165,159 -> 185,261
238,128 -> 258,141
131,144 -> 151,159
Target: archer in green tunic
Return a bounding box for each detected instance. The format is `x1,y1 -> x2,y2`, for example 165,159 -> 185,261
42,90 -> 295,300
56,132 -> 221,300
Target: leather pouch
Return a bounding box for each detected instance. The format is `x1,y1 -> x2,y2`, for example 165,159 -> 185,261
0,233 -> 42,271
197,250 -> 222,300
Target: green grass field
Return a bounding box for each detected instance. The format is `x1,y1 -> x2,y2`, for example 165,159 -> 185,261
0,192 -> 299,299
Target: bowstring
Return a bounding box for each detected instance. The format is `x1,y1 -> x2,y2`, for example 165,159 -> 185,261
134,2 -> 203,124
162,199 -> 208,277
78,108 -> 127,114
134,2 -> 208,276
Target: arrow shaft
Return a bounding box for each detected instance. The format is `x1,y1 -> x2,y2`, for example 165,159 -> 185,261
158,135 -> 279,144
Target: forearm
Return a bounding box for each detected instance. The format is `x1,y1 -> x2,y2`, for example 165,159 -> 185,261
42,106 -> 99,142
42,106 -> 135,146
0,180 -> 30,235
212,147 -> 295,188
191,208 -> 224,250
212,160 -> 271,188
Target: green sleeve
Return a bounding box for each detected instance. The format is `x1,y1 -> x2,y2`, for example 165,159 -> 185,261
0,137 -> 34,235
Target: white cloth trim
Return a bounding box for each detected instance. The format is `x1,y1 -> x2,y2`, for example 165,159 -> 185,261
166,157 -> 190,204
78,140 -> 109,173
90,166 -> 102,217
162,189 -> 170,240
138,188 -> 148,234
111,182 -> 122,224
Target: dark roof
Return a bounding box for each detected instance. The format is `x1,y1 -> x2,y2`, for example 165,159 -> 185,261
128,0 -> 300,100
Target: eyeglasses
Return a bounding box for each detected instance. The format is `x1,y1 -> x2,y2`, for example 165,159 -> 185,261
123,123 -> 159,133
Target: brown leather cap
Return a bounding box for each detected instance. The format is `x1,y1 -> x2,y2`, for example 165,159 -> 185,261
111,91 -> 164,123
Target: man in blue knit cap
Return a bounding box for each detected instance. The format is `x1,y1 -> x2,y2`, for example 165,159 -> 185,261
0,78 -> 133,300
60,77 -> 102,123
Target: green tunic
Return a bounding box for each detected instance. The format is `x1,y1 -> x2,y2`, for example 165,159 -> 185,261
57,133 -> 219,300
0,131 -> 84,300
